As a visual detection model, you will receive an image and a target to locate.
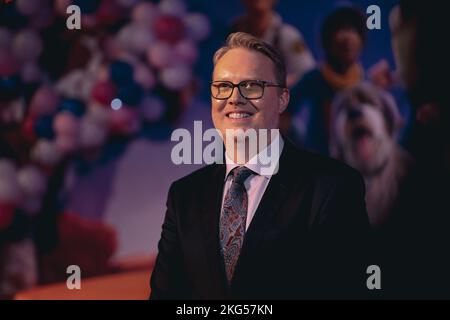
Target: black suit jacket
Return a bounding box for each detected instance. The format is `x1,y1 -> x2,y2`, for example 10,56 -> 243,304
150,140 -> 371,299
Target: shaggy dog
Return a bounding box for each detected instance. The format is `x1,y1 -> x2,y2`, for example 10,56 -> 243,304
330,82 -> 413,227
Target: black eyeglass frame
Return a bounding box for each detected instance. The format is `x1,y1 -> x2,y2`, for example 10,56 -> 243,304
210,80 -> 286,100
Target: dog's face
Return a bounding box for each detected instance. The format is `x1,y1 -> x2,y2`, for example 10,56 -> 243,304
334,101 -> 393,175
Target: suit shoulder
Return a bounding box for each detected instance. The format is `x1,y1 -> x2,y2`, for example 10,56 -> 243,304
170,164 -> 220,191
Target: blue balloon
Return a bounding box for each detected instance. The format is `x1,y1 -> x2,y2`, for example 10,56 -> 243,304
73,0 -> 100,14
110,61 -> 134,87
117,82 -> 144,107
0,75 -> 22,101
34,114 -> 55,139
58,98 -> 86,117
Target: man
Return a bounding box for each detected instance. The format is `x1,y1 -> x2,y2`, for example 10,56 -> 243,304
150,32 -> 371,299
231,0 -> 316,88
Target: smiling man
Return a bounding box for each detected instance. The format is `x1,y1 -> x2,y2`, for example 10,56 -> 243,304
150,32 -> 372,299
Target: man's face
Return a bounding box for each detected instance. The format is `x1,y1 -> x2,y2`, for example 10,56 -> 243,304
330,28 -> 363,66
211,48 -> 289,140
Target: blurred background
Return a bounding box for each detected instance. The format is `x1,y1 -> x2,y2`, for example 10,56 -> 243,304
1,0 -> 448,299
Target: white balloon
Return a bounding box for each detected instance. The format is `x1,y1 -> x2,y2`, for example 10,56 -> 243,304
13,29 -> 43,62
158,0 -> 186,17
147,41 -> 175,69
140,95 -> 166,122
31,139 -> 62,166
183,13 -> 211,42
160,64 -> 192,91
17,165 -> 47,197
79,117 -> 108,149
0,159 -> 17,180
117,24 -> 154,55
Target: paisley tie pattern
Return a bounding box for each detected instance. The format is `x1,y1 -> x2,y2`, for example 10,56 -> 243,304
220,166 -> 254,283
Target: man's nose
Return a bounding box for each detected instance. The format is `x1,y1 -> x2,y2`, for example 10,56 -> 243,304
347,108 -> 363,120
228,86 -> 246,105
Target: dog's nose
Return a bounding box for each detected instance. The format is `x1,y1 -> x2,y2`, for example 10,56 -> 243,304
347,108 -> 363,120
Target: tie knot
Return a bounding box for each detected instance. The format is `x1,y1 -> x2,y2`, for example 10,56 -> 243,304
231,166 -> 254,185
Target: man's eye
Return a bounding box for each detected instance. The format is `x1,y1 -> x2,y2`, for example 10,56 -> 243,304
242,81 -> 260,90
217,83 -> 232,89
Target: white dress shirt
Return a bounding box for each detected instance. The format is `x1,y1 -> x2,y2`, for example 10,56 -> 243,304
221,134 -> 284,231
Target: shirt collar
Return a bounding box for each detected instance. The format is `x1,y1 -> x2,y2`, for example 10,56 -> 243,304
224,134 -> 284,181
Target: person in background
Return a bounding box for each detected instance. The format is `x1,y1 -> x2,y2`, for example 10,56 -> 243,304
231,0 -> 316,88
288,6 -> 366,155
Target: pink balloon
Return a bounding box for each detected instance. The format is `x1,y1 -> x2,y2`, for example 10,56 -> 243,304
54,0 -> 72,16
159,64 -> 192,91
96,0 -> 122,25
134,64 -> 156,90
16,0 -> 41,16
13,29 -> 43,62
153,15 -> 185,44
53,112 -> 80,136
21,61 -> 42,84
91,80 -> 117,106
29,86 -> 60,117
132,2 -> 160,27
0,28 -> 13,50
174,39 -> 199,65
184,13 -> 211,42
56,134 -> 79,154
140,95 -> 165,122
147,41 -> 175,69
0,49 -> 19,76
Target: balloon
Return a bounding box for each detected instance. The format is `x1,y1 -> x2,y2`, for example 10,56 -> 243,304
96,0 -> 122,25
56,134 -> 79,154
153,15 -> 185,44
22,115 -> 37,140
132,1 -> 160,27
117,82 -> 143,107
109,107 -> 141,135
58,98 -> 86,117
0,28 -> 13,50
0,74 -> 22,101
53,111 -> 80,136
34,114 -> 55,139
21,61 -> 43,84
158,0 -> 186,17
0,202 -> 15,230
116,0 -> 138,8
13,29 -> 43,62
31,6 -> 54,29
140,95 -> 166,122
29,86 -> 60,117
55,0 -> 72,16
116,23 -> 154,55
91,80 -> 117,106
17,165 -> 47,197
0,49 -> 19,77
160,64 -> 192,91
0,160 -> 20,204
79,117 -> 108,149
31,139 -> 61,166
16,0 -> 41,16
174,39 -> 199,65
147,41 -> 175,69
110,60 -> 134,86
183,13 -> 211,42
86,102 -> 111,124
134,64 -> 156,90
81,14 -> 98,29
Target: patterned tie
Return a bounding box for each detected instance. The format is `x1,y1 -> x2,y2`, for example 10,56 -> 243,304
220,166 -> 254,283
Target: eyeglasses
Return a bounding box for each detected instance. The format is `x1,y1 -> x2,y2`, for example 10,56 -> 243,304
210,80 -> 285,100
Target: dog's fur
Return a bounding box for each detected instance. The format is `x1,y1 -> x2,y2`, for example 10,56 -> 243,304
330,82 -> 414,227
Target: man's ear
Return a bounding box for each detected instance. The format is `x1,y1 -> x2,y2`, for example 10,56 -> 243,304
278,89 -> 290,113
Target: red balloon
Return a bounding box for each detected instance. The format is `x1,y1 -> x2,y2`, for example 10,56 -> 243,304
0,50 -> 19,77
96,0 -> 122,25
153,15 -> 185,44
91,80 -> 117,106
0,203 -> 15,230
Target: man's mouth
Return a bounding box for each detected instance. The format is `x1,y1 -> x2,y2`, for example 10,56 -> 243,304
226,112 -> 253,119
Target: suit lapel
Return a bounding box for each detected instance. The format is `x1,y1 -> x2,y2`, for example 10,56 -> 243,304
199,164 -> 229,296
